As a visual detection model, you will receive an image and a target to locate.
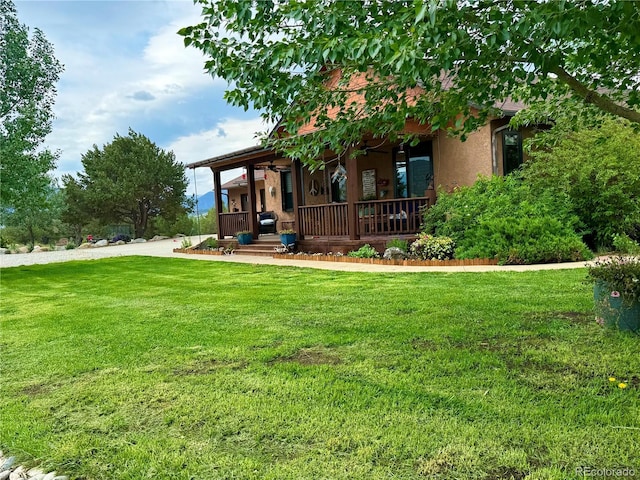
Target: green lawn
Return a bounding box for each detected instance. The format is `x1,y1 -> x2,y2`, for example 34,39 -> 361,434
0,257 -> 638,479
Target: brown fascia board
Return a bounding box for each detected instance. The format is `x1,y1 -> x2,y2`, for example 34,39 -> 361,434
186,145 -> 276,170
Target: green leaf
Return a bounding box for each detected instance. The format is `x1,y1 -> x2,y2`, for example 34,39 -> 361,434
415,2 -> 428,24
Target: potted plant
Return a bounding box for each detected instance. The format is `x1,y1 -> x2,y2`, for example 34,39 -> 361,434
279,229 -> 297,247
587,256 -> 640,332
235,230 -> 253,245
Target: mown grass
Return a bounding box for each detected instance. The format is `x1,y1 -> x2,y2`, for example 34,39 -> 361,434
0,257 -> 638,479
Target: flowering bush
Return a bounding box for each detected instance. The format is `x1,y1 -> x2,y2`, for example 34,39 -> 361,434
587,256 -> 640,304
612,233 -> 640,255
410,234 -> 455,260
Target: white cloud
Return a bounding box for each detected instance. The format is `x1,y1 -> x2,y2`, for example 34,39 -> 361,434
166,117 -> 273,196
29,1 -> 222,179
17,1 -> 270,204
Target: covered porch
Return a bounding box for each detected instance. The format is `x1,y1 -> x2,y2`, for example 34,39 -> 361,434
188,139 -> 436,252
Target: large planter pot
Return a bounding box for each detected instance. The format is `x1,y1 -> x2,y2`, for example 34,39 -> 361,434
280,233 -> 297,246
236,232 -> 253,245
594,282 -> 640,332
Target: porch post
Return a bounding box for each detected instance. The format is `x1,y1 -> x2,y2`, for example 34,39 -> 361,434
246,163 -> 259,237
345,148 -> 360,240
212,168 -> 225,238
291,159 -> 303,239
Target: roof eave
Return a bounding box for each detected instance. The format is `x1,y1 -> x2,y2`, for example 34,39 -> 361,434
187,145 -> 276,170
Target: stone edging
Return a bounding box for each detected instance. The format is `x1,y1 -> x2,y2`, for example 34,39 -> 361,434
272,254 -> 499,266
173,247 -> 498,266
173,248 -> 223,255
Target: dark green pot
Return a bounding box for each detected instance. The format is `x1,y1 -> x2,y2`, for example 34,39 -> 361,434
594,282 -> 640,332
280,233 -> 296,246
236,233 -> 253,245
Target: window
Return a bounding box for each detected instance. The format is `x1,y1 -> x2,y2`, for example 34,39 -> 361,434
259,188 -> 266,212
503,131 -> 523,175
394,141 -> 434,198
281,170 -> 294,211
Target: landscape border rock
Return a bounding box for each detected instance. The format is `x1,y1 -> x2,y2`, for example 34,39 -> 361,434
172,247 -> 498,266
273,253 -> 499,266
0,452 -> 68,480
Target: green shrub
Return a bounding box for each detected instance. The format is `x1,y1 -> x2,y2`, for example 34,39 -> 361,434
523,120 -> 640,249
205,237 -> 218,249
181,237 -> 192,249
385,238 -> 409,252
457,216 -> 593,264
347,244 -> 380,258
612,233 -> 640,255
65,241 -> 76,250
409,234 -> 455,260
423,175 -> 592,264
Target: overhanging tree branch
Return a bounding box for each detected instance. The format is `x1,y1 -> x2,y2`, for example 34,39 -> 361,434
551,65 -> 640,124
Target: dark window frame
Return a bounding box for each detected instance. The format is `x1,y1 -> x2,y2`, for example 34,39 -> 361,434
393,141 -> 434,198
502,130 -> 523,175
280,170 -> 294,212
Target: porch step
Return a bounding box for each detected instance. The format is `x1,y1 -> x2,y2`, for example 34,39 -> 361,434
226,236 -> 282,257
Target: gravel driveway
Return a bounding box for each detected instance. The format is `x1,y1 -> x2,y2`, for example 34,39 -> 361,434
0,236 -> 204,268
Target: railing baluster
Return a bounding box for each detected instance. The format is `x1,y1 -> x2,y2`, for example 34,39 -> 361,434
298,199 -> 427,238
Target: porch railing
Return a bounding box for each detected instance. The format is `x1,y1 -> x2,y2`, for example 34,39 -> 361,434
297,198 -> 430,238
355,197 -> 429,236
298,203 -> 349,237
219,211 -> 249,237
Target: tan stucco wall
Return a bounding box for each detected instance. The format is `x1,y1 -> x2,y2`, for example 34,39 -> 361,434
262,167 -> 295,227
227,180 -> 265,213
432,123 -> 493,192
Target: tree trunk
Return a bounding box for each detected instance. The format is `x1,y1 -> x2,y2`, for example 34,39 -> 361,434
27,224 -> 35,247
135,202 -> 148,238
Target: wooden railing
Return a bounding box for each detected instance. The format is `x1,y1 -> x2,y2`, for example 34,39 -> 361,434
297,198 -> 430,238
355,197 -> 429,236
298,203 -> 349,237
219,211 -> 249,237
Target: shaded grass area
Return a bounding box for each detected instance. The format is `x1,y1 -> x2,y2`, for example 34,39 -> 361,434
0,257 -> 638,479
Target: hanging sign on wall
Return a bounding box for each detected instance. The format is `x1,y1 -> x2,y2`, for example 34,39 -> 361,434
362,169 -> 377,199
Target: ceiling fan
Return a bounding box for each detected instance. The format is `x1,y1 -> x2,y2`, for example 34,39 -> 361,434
257,160 -> 287,172
360,140 -> 389,155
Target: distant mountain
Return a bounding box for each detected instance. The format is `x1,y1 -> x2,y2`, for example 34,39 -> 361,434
193,191 -> 227,214
195,191 -> 215,213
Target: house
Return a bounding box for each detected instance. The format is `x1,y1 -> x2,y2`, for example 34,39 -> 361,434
187,73 -> 533,253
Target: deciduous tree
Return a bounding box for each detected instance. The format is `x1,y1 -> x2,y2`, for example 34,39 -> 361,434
0,0 -> 63,209
64,130 -> 191,238
180,0 -> 640,165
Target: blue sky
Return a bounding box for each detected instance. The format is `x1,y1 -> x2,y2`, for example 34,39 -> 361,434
15,0 -> 271,196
